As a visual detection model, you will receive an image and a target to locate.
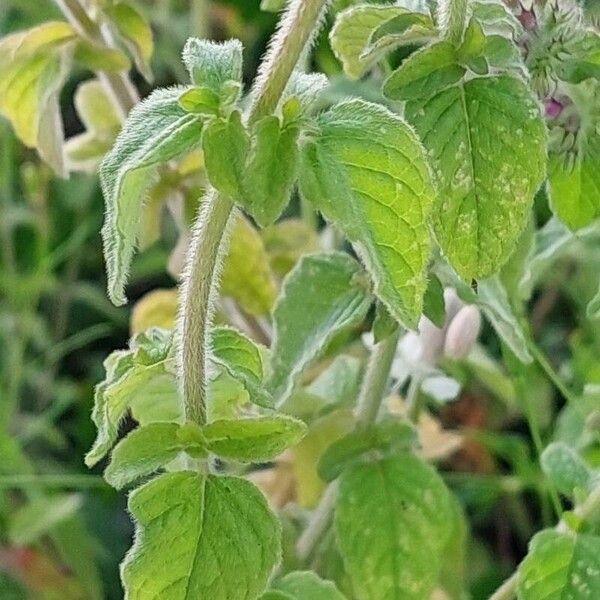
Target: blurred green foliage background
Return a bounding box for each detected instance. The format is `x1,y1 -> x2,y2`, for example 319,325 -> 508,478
1,1 -> 600,598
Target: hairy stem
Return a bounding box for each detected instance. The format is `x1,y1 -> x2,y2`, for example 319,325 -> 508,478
179,0 -> 330,426
296,330 -> 401,563
489,482 -> 600,600
440,0 -> 470,44
54,0 -> 138,117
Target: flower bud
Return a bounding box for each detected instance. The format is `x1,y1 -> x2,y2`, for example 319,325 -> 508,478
443,305 -> 482,359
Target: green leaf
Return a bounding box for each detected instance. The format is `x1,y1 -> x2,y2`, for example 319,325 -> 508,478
178,86 -> 221,115
100,87 -> 203,305
385,47 -> 546,279
0,22 -> 76,175
335,455 -> 454,600
383,41 -> 465,101
299,100 -> 436,327
549,135 -> 600,230
211,325 -> 272,407
85,328 -> 179,467
123,472 -> 281,600
318,420 -> 416,482
423,274 -> 446,328
273,571 -> 348,600
281,72 -> 329,117
458,18 -> 486,61
104,1 -> 154,82
518,530 -> 600,599
203,415 -> 306,462
329,4 -> 408,79
202,111 -> 249,200
182,37 -> 243,97
471,0 -> 522,38
366,12 -> 436,61
104,422 -> 206,489
9,494 -> 83,546
221,214 -> 278,315
267,252 -> 371,404
261,593 -> 293,600
373,303 -> 399,343
540,442 -> 593,498
243,115 -> 300,226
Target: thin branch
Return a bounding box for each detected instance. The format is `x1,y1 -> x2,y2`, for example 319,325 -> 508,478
296,329 -> 401,563
178,0 -> 331,426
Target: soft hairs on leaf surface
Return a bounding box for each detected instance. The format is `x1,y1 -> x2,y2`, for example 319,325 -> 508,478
335,454 -> 454,600
104,422 -> 205,489
100,86 -> 204,305
329,4 -> 408,80
123,472 -> 281,600
298,99 -> 436,328
267,252 -> 372,404
384,43 -> 547,279
182,38 -> 243,91
202,415 -> 307,462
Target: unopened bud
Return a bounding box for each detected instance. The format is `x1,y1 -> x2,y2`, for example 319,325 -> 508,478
443,305 -> 481,359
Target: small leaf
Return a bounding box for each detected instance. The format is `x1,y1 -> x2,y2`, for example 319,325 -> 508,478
221,214 -> 278,315
549,135 -> 600,230
203,415 -> 306,462
104,422 -> 206,489
385,47 -> 546,279
383,41 -> 465,101
274,571 -> 348,600
85,328 -> 179,467
540,442 -> 593,498
458,17 -> 486,61
211,325 -> 272,407
281,71 -> 329,116
373,303 -> 399,343
0,22 -> 76,175
243,115 -> 300,226
202,111 -> 249,200
365,12 -> 436,64
318,419 -> 417,482
518,530 -> 600,599
329,4 -> 408,79
104,1 -> 154,82
178,86 -> 221,115
299,100 -> 436,327
335,455 -> 454,600
267,252 -> 371,404
423,274 -> 446,328
123,472 -> 280,600
100,87 -> 203,305
182,37 -> 243,95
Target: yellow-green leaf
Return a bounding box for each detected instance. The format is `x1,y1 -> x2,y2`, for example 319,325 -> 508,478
0,22 -> 76,175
